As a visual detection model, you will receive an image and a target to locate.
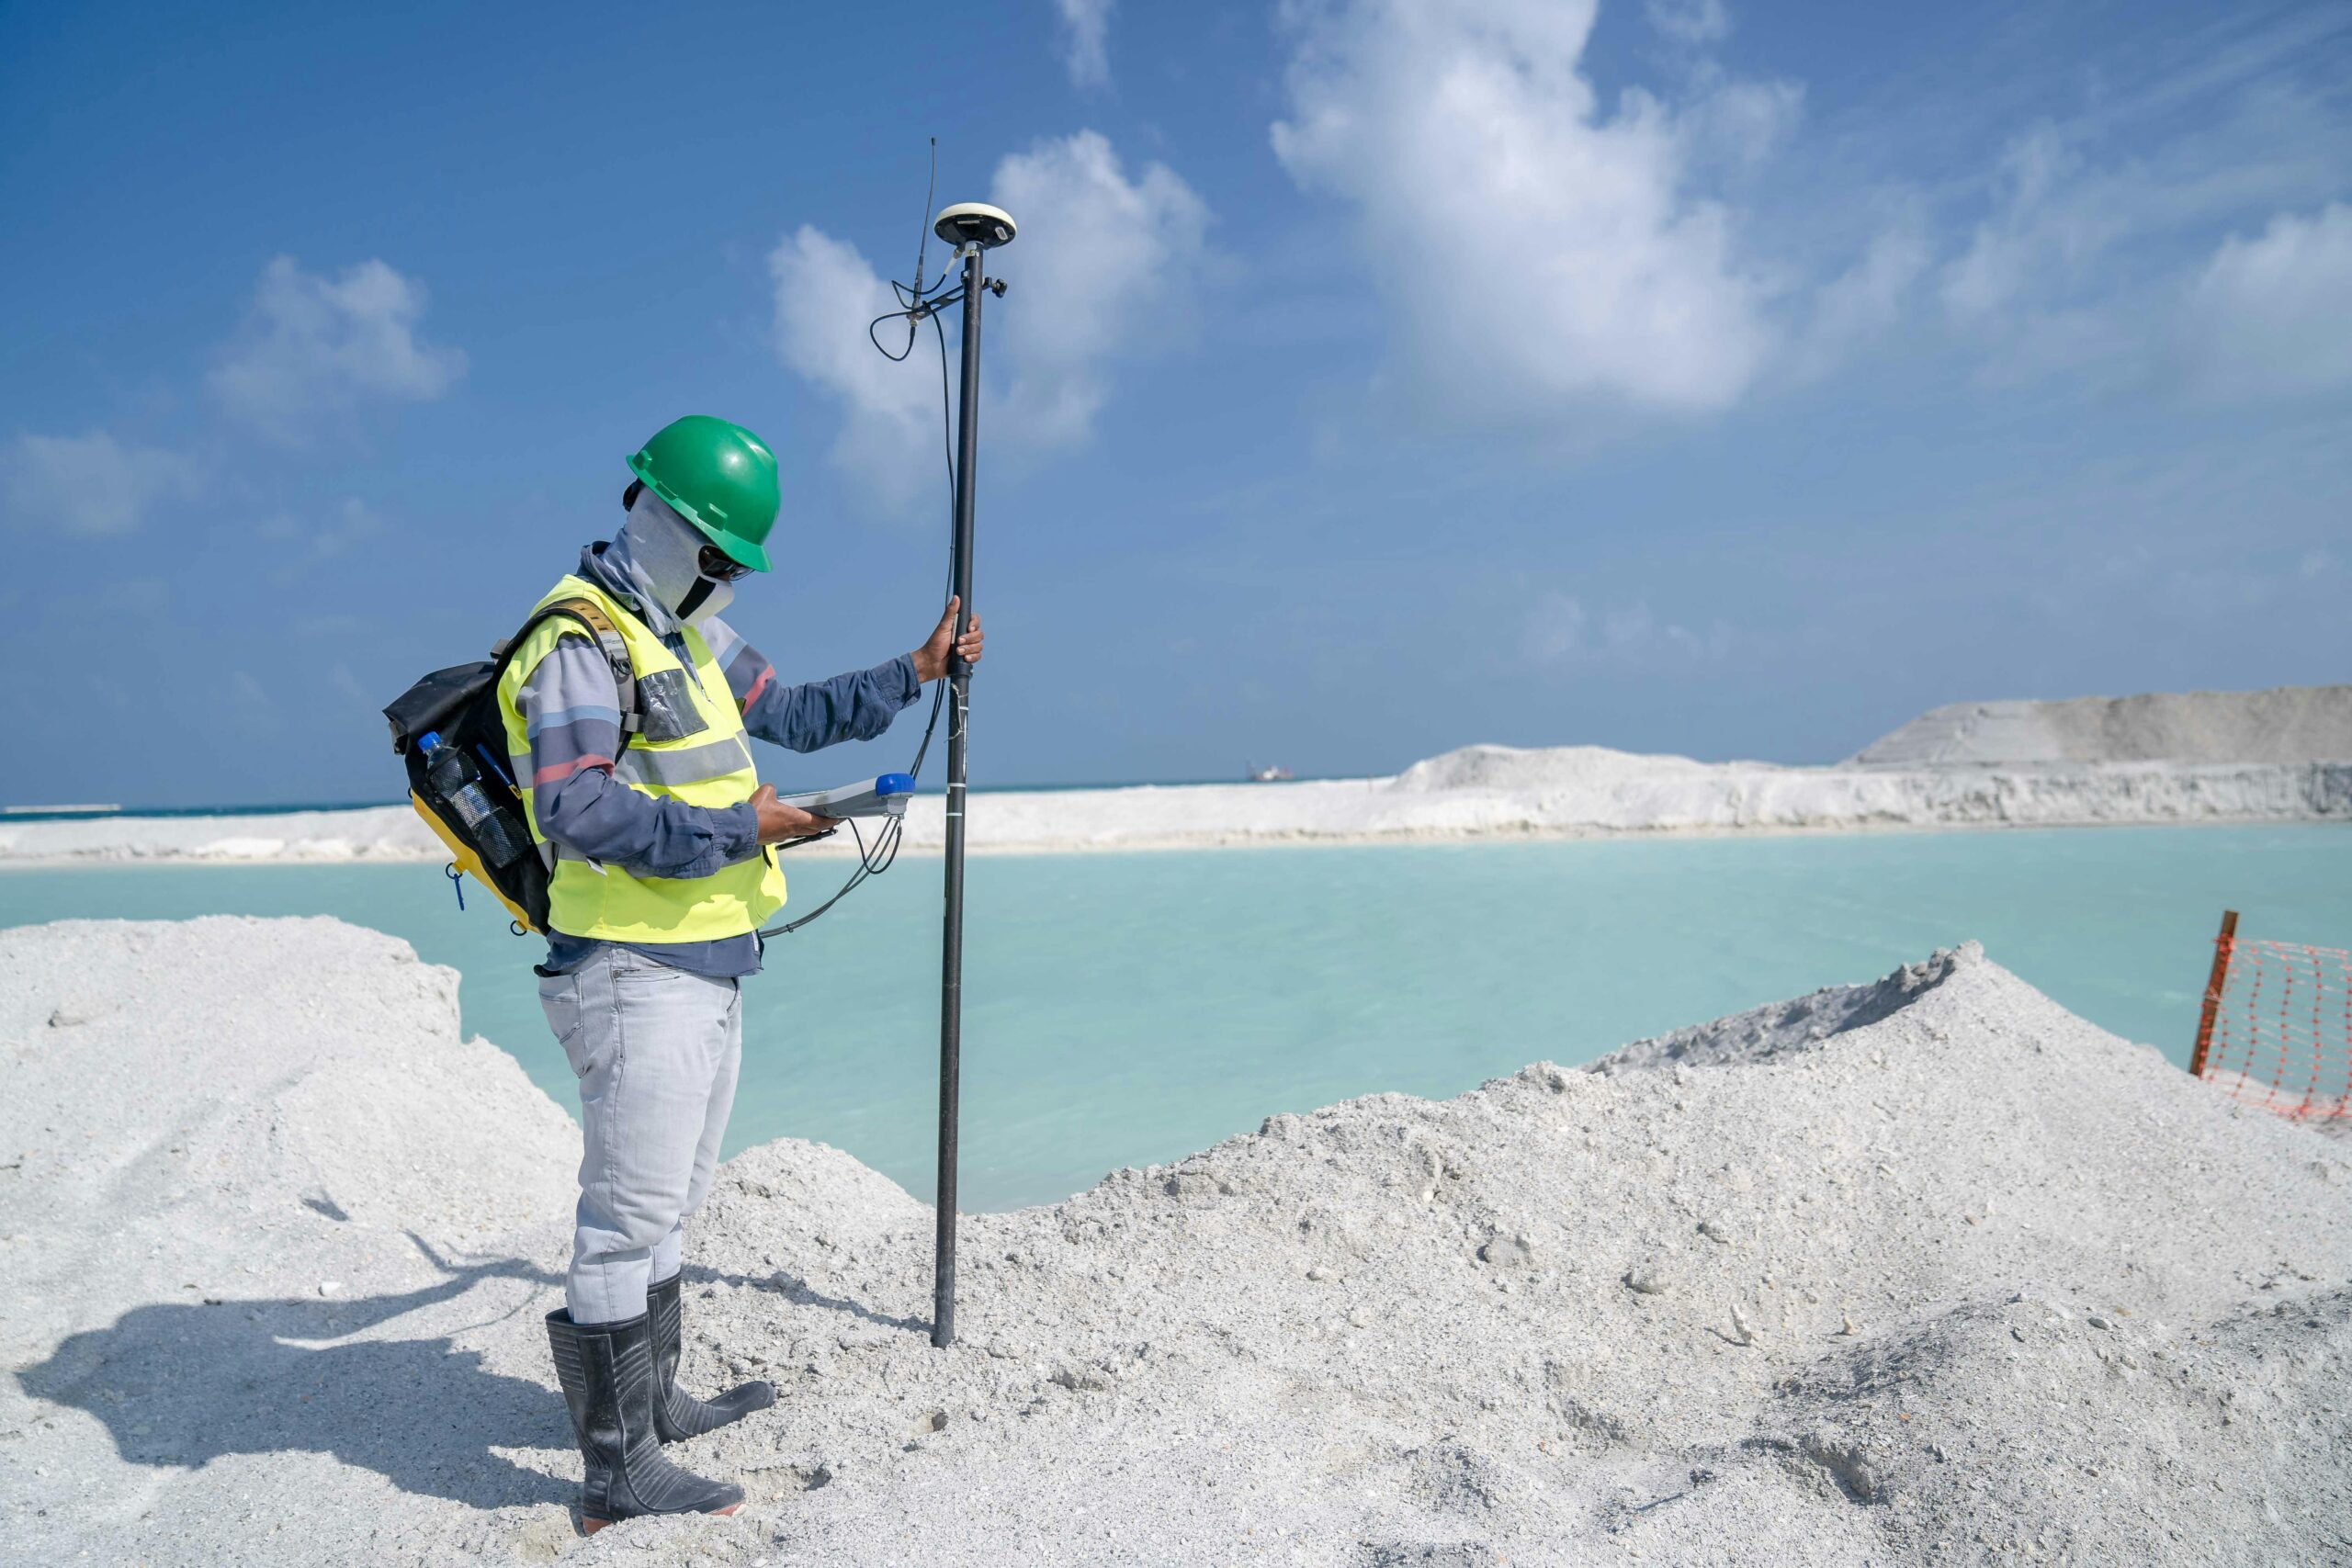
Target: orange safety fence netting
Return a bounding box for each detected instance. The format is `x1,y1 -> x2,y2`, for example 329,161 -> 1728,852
2196,931 -> 2352,1122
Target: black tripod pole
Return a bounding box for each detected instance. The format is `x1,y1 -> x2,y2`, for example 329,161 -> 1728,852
933,242 -> 985,1349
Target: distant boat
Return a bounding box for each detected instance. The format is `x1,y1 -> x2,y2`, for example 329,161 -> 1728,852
1244,762 -> 1294,783
2,804 -> 119,816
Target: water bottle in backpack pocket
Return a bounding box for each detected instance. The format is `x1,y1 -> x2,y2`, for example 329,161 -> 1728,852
382,596 -> 640,932
420,730 -> 535,868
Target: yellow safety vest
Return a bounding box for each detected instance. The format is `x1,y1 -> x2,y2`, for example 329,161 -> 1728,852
496,574 -> 785,942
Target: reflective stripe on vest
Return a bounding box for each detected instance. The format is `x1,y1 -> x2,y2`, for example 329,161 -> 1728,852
495,573 -> 785,942
616,733 -> 754,788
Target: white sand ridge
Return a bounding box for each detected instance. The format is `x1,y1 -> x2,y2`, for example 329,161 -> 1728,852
5,744 -> 2348,865
6,682 -> 2346,863
3,916 -> 2347,1563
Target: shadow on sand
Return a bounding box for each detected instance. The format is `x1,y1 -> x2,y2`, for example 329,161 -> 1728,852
684,1263 -> 931,1337
20,1246 -> 573,1512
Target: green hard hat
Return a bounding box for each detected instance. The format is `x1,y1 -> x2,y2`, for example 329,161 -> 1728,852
626,415 -> 779,573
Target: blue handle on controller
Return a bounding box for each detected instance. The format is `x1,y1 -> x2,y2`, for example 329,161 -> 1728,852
775,773 -> 917,819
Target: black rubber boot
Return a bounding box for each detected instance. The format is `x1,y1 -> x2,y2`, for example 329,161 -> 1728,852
546,1308 -> 744,1532
649,1272 -> 776,1444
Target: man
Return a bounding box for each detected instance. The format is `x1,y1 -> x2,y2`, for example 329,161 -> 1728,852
498,414 -> 982,1530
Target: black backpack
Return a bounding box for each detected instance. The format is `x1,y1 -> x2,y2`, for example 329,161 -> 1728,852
383,598 -> 641,933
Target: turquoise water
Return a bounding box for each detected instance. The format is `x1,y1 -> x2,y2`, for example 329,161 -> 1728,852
5,825 -> 2346,1210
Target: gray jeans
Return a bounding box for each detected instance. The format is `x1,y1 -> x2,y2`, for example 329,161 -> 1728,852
537,945 -> 742,1324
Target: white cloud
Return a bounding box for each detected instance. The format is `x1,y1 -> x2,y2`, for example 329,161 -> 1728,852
1521,588 -> 1730,667
769,130 -> 1208,508
1792,209 -> 1929,378
209,256 -> 466,438
988,130 -> 1210,446
1645,0 -> 1729,46
1939,129 -> 2116,321
1929,51 -> 2352,390
2,429 -> 201,535
1055,0 -> 1115,91
2178,203 -> 2352,400
1678,73 -> 1802,175
1271,0 -> 1782,417
263,497 -> 386,585
768,226 -> 943,514
1522,589 -> 1589,664
1940,146 -> 2352,394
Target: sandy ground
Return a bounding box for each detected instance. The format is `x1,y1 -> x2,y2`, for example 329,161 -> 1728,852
4,916 -> 2347,1565
4,744 -> 2348,866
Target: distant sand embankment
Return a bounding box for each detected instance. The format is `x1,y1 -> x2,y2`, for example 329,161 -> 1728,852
5,916 -> 2346,1563
0,805 -> 442,864
1849,682 -> 2352,766
7,683 -> 2347,864
3,748 -> 2345,864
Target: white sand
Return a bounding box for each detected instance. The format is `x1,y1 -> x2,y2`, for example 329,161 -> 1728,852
4,746 -> 2347,866
9,683 -> 2346,865
0,804 -> 447,864
5,917 -> 2346,1564
1849,682 -> 2352,767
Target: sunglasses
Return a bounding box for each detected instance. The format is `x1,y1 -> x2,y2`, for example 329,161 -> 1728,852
697,545 -> 752,582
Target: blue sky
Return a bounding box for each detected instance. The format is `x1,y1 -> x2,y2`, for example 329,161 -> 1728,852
4,0 -> 2347,807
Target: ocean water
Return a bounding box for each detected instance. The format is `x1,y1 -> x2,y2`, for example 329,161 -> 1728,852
5,825 -> 2346,1210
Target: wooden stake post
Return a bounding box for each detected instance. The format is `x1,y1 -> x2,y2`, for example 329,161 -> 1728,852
2189,908 -> 2239,1080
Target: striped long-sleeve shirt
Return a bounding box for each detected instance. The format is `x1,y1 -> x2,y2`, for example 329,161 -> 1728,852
520,545 -> 922,976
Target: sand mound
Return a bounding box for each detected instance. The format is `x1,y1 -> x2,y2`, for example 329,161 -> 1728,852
0,917 -> 575,1344
1391,744 -> 1717,793
1587,948 -> 1966,1075
1369,742 -> 2351,839
2,918 -> 583,1562
6,918 -> 2348,1565
1850,683 -> 2352,767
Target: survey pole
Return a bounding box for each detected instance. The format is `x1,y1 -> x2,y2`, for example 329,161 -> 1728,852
933,243 -> 985,1349
925,199 -> 1013,1350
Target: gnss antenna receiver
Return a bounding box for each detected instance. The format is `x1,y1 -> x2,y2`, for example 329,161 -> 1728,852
933,200 -> 1017,250
927,193 -> 1012,1350
770,143 -> 1013,1350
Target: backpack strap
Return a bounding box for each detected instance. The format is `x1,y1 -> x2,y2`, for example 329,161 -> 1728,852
491,597 -> 643,741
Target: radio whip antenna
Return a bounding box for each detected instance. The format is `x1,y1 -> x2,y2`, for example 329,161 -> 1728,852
911,138 -> 937,298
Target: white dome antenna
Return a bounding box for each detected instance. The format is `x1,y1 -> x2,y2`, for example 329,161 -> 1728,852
933,200 -> 1017,250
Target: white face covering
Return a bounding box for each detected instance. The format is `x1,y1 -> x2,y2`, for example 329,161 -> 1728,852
607,489 -> 735,629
